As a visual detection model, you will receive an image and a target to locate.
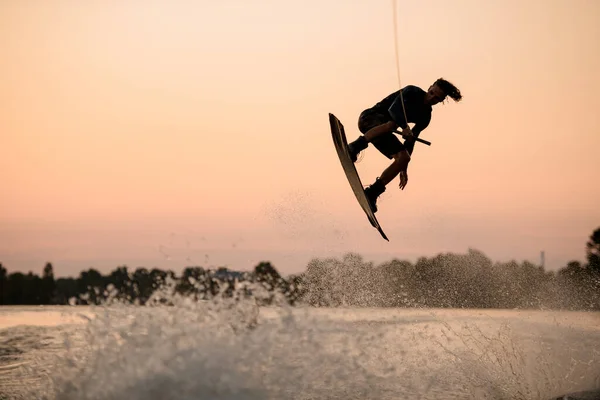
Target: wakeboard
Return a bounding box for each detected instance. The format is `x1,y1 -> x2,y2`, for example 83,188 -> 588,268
328,113 -> 389,241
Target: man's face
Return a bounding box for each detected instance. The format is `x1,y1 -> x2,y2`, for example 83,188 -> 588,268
425,84 -> 446,106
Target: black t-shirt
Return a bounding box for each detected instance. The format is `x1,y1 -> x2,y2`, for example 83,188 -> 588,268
371,85 -> 432,135
369,85 -> 432,154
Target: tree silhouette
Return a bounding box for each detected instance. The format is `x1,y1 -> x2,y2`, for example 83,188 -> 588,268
586,227 -> 600,275
41,262 -> 56,304
0,263 -> 7,305
254,261 -> 289,305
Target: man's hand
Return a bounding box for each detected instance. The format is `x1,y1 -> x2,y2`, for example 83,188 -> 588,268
400,126 -> 414,140
399,170 -> 408,190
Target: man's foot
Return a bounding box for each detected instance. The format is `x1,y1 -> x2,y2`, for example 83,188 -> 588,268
364,178 -> 386,213
348,136 -> 368,162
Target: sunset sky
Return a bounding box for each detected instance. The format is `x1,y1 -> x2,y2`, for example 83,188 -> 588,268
2,0 -> 599,277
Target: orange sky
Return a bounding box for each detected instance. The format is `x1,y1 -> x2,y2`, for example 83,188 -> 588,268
2,0 -> 599,276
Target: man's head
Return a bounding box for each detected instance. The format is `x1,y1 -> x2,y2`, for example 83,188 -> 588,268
424,78 -> 462,106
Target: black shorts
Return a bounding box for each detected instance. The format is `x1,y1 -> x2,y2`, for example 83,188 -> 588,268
357,109 -> 405,159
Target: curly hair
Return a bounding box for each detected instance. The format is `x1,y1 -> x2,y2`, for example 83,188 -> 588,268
434,78 -> 462,102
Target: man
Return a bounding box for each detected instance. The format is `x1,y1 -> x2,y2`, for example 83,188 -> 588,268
347,78 -> 462,212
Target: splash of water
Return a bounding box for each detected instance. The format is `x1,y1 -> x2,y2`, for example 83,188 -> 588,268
8,276 -> 599,400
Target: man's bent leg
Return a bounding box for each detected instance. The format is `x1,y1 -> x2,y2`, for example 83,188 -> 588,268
349,122 -> 397,162
363,121 -> 398,143
349,110 -> 396,163
364,150 -> 410,212
379,150 -> 410,186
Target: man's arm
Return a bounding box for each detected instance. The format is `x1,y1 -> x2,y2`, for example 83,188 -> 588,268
388,89 -> 411,129
387,85 -> 422,126
404,114 -> 431,155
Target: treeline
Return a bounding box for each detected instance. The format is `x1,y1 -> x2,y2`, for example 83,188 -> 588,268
0,261 -> 298,307
1,227 -> 599,311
